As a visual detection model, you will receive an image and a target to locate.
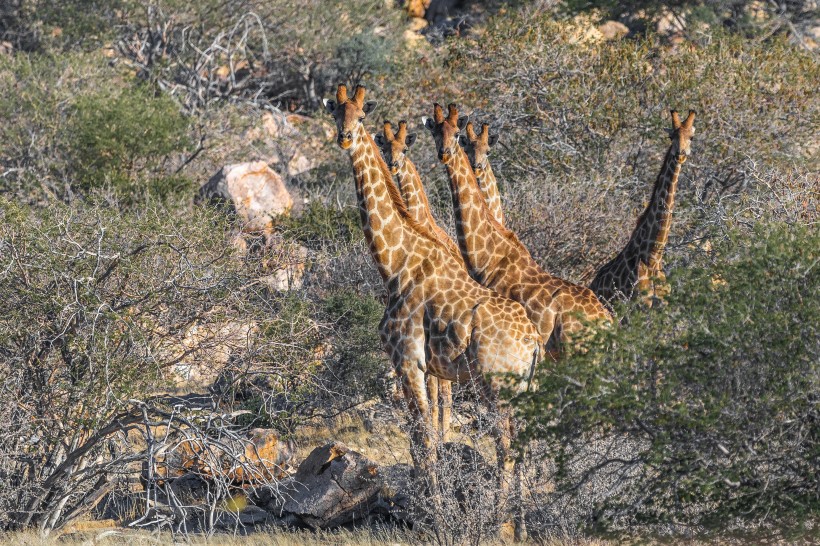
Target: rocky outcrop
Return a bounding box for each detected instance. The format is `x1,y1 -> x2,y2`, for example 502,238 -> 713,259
197,161 -> 293,236
261,442 -> 384,529
151,428 -> 294,485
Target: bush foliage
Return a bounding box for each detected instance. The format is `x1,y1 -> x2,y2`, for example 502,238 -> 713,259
516,222 -> 819,529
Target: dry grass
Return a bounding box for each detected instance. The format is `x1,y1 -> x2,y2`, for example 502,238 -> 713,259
1,529 -> 617,545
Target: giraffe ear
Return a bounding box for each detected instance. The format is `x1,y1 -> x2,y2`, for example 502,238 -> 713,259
457,115 -> 469,131
405,133 -> 417,148
457,134 -> 469,147
323,99 -> 336,114
362,100 -> 378,115
373,133 -> 385,147
487,133 -> 499,147
421,116 -> 434,132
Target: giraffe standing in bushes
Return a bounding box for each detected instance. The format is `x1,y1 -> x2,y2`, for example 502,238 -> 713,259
324,85 -> 541,540
374,119 -> 455,439
590,110 -> 696,308
424,103 -> 610,351
460,121 -> 505,225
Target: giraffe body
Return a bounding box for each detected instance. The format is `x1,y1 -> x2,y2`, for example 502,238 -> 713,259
325,89 -> 540,534
375,120 -> 457,437
424,104 -> 610,350
590,110 -> 695,308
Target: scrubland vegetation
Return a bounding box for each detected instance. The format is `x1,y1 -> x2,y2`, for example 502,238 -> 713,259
0,0 -> 817,544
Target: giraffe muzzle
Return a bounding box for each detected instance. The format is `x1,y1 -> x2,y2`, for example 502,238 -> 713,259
338,132 -> 353,149
438,149 -> 453,163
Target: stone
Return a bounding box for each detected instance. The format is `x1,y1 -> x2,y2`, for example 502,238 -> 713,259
287,152 -> 314,177
169,319 -> 257,386
406,0 -> 429,18
232,428 -> 296,483
270,442 -> 384,529
656,10 -> 685,36
425,0 -> 461,24
169,473 -> 211,506
0,41 -> 13,56
259,243 -> 309,292
262,110 -> 297,139
198,161 -> 293,236
152,428 -> 294,486
598,20 -> 629,41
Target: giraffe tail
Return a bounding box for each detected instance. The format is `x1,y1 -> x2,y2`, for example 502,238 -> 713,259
526,342 -> 540,392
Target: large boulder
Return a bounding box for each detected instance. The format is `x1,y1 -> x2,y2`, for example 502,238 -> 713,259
265,442 -> 383,529
197,161 -> 293,235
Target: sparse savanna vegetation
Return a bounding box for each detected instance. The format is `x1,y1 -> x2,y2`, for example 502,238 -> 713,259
0,0 -> 817,544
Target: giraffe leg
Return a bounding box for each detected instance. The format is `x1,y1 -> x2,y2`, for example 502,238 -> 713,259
396,358 -> 436,472
426,374 -> 440,439
438,378 -> 452,441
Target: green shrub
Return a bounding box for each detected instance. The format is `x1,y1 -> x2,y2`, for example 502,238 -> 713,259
275,200 -> 363,249
516,222 -> 819,530
68,85 -> 191,199
321,288 -> 387,402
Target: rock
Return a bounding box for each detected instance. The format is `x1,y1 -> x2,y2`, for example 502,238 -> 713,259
169,319 -> 257,386
0,41 -> 13,56
197,161 -> 293,236
270,442 -> 384,529
259,243 -> 309,291
425,0 -> 462,24
262,110 -> 297,139
656,10 -> 685,36
406,0 -> 430,18
232,428 -> 296,483
152,428 -> 294,486
169,473 -> 211,506
237,504 -> 275,526
287,152 -> 314,177
598,20 -> 629,41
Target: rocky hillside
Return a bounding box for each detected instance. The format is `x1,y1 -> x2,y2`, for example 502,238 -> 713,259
0,0 -> 817,543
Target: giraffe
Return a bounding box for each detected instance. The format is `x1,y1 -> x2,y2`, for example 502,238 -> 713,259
423,103 -> 610,352
325,86 -> 541,540
589,110 -> 696,308
460,121 -> 504,225
374,119 -> 455,439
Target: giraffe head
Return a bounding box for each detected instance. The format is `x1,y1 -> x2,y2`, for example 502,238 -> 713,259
422,103 -> 469,165
669,110 -> 696,163
323,84 -> 378,150
373,120 -> 418,175
459,121 -> 498,179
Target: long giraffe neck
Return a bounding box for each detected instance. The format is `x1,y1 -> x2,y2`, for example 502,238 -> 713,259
445,146 -> 511,282
397,158 -> 436,233
476,163 -> 505,225
397,157 -> 462,260
629,146 -> 683,268
350,124 -> 427,282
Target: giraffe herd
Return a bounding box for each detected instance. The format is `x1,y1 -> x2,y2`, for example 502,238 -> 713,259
324,84 -> 695,540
